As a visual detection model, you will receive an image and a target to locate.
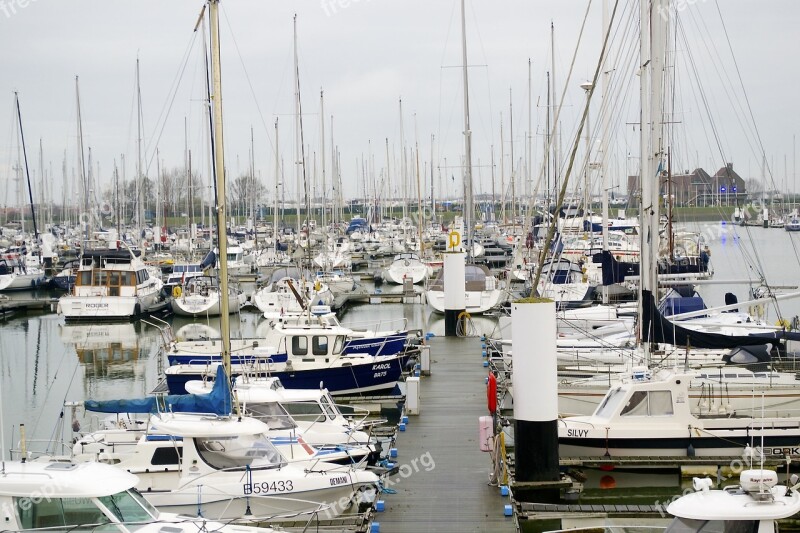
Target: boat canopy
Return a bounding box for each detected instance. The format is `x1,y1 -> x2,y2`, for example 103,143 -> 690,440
84,365 -> 232,415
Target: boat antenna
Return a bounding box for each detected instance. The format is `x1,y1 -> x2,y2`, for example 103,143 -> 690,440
14,92 -> 39,243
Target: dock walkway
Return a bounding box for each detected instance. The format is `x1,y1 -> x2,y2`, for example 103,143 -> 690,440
377,336 -> 515,532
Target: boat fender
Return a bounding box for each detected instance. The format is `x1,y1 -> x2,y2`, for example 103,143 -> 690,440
133,304 -> 141,316
172,286 -> 182,298
487,372 -> 497,414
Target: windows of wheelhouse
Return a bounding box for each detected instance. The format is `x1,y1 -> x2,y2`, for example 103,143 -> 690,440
312,336 -> 329,356
292,335 -> 342,357
76,270 -> 138,293
291,336 -> 308,356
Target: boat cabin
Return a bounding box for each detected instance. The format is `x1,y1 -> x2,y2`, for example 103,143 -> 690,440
74,249 -> 153,297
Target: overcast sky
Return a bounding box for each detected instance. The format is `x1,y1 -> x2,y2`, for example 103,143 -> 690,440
1,0 -> 798,208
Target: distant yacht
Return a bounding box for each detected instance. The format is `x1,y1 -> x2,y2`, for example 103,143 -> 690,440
57,243 -> 169,320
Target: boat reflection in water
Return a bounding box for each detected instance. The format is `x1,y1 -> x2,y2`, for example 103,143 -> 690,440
59,322 -> 157,378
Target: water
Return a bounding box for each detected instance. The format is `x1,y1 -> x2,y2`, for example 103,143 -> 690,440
694,221 -> 800,320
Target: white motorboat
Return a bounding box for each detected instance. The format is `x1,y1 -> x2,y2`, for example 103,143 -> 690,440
558,358 -> 800,417
559,369 -> 800,458
0,460 -> 277,532
56,244 -> 169,321
68,412 -> 379,522
426,263 -> 505,314
383,252 -> 431,284
171,275 -> 246,317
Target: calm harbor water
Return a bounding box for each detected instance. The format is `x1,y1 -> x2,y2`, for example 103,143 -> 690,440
0,221 -> 798,512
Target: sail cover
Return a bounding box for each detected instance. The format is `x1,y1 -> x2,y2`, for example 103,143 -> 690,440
640,289 -> 779,350
84,365 -> 232,415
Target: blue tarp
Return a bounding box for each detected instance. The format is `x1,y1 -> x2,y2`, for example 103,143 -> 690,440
84,366 -> 232,416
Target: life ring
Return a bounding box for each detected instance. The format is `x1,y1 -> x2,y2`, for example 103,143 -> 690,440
172,286 -> 182,298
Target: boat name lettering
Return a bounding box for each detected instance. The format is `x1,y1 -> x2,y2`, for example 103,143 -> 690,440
372,363 -> 391,371
329,475 -> 348,486
566,429 -> 588,438
243,480 -> 294,494
85,303 -> 109,308
767,447 -> 800,456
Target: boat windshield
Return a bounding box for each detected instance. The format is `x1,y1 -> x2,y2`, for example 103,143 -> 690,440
195,433 -> 285,470
593,387 -> 627,418
97,489 -> 157,530
665,517 -> 756,533
245,401 -> 298,430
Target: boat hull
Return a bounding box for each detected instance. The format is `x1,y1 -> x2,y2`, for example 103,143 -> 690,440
0,272 -> 47,291
165,351 -> 415,395
57,292 -> 169,321
426,288 -> 504,314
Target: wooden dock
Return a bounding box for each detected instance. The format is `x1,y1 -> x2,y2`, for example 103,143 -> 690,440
376,336 -> 515,532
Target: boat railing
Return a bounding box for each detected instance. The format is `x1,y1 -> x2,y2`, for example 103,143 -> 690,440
141,315 -> 175,349
9,439 -> 74,461
343,316 -> 408,333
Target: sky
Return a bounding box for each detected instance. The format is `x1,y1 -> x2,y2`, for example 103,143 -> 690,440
1,0 -> 798,210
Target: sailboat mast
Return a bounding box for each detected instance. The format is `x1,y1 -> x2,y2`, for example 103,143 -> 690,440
136,58 -> 144,246
293,14 -> 302,237
500,113 -> 505,222
14,93 -> 39,241
460,0 -> 474,256
320,90 -> 326,229
527,58 -> 532,205
75,76 -> 89,242
639,0 -> 667,362
208,0 -> 234,391
509,89 -> 515,227
274,118 -> 280,254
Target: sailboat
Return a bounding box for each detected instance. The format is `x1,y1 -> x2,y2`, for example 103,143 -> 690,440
0,93 -> 48,292
423,0 -> 506,315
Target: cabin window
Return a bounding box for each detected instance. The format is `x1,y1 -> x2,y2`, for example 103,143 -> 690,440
312,336 -> 329,356
123,272 -> 136,286
332,336 -> 345,355
292,336 -> 308,356
620,390 -> 673,417
665,517 -> 757,533
108,271 -> 121,296
246,401 -> 297,430
78,271 -> 92,286
195,433 -> 284,470
150,446 -> 183,465
97,490 -> 154,524
94,270 -> 108,287
15,496 -> 114,531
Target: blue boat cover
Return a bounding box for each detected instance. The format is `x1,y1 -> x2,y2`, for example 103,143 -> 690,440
84,366 -> 232,415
